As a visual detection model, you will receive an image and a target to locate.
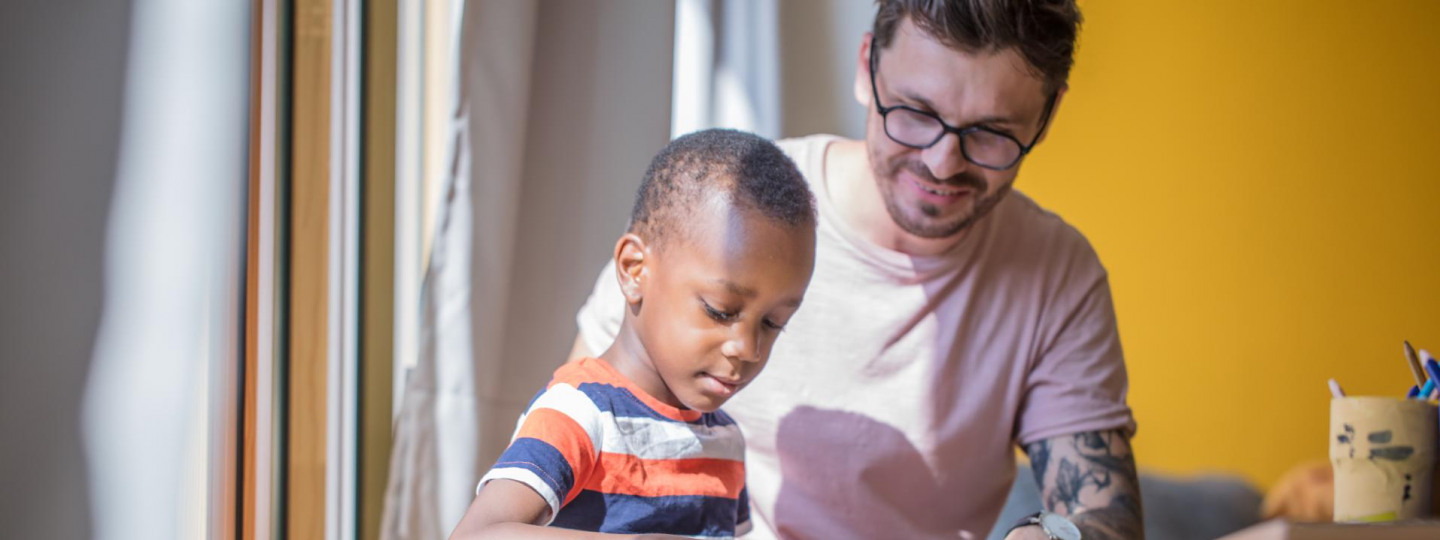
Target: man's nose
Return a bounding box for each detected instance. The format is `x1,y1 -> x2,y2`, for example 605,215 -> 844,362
919,132 -> 971,182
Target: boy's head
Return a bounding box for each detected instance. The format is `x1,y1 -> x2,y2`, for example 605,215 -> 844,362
612,128 -> 817,413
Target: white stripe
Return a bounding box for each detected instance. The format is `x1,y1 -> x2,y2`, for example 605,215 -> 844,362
478,468 -> 561,526
603,415 -> 745,462
525,383 -> 747,462
526,383 -> 605,453
524,383 -> 748,463
507,410 -> 526,441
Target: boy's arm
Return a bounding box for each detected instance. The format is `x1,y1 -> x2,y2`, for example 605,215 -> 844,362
448,480 -> 685,540
452,379 -> 685,540
448,479 -> 552,539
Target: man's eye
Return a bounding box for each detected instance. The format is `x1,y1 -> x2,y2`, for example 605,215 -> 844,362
703,303 -> 736,322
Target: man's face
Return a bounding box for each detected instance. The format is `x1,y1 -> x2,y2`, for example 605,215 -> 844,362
857,18 -> 1058,239
632,195 -> 816,413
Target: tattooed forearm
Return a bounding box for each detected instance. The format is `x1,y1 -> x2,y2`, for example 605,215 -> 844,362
1024,430 -> 1144,539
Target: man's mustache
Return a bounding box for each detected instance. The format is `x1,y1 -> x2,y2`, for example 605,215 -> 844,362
901,160 -> 987,192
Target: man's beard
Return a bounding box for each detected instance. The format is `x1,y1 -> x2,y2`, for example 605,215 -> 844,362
875,157 -> 1012,239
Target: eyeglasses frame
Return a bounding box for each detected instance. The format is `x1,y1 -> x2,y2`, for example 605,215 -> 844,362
867,43 -> 1059,171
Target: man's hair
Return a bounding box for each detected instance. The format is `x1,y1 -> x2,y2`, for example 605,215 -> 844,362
629,128 -> 815,249
872,0 -> 1082,93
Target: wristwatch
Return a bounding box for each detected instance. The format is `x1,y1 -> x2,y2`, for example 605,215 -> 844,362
1007,511 -> 1081,540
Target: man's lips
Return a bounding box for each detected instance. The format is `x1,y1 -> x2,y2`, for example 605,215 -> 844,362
910,175 -> 970,197
896,166 -> 981,199
904,172 -> 976,202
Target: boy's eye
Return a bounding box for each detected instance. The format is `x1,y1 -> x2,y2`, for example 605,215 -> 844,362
762,318 -> 786,331
702,302 -> 736,322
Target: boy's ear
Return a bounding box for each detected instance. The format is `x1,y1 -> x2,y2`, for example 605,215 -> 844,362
612,233 -> 649,305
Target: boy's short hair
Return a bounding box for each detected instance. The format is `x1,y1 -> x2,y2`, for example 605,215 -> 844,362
629,129 -> 815,249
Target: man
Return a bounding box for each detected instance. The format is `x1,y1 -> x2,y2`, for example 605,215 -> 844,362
568,1 -> 1141,538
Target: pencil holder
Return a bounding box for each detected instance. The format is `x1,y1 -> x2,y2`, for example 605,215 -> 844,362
1329,396 -> 1438,522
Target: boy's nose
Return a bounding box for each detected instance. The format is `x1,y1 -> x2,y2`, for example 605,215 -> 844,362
722,324 -> 762,363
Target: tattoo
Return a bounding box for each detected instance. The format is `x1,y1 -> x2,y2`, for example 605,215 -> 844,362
1028,435 -> 1052,486
1024,430 -> 1144,540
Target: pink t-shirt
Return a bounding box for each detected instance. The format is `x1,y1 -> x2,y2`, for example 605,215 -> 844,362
576,134 -> 1135,539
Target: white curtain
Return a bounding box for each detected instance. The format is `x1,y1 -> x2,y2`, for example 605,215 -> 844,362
81,1 -> 250,539
671,0 -> 782,139
382,1 -> 539,538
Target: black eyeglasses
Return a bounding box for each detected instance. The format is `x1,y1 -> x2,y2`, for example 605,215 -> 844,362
868,44 -> 1057,171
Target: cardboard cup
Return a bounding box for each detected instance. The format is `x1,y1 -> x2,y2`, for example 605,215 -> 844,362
1330,396 -> 1438,522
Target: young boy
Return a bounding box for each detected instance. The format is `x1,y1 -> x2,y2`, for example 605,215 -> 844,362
449,129 -> 818,539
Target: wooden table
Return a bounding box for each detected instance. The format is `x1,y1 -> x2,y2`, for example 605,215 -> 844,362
1220,518 -> 1440,539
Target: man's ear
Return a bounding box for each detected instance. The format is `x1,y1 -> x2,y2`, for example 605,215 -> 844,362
853,33 -> 874,107
612,233 -> 649,306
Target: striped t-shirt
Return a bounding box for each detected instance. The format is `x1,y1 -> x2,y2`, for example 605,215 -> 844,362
479,357 -> 751,538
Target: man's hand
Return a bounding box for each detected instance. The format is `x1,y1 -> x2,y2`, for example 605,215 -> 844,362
1023,430 -> 1144,539
1002,525 -> 1051,540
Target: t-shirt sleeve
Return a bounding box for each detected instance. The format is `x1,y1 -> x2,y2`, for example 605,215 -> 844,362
575,259 -> 624,357
1015,239 -> 1136,446
477,386 -> 602,523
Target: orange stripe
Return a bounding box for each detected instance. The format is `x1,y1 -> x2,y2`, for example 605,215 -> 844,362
585,452 -> 745,499
514,408 -> 596,504
546,363 -> 588,389
548,357 -> 613,389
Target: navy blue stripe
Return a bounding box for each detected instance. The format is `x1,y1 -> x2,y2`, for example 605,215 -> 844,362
491,437 -> 574,500
736,486 -> 750,526
552,490 -> 740,537
573,382 -> 737,427
709,408 -> 737,428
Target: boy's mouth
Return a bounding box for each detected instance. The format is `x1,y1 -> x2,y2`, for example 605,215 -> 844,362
700,373 -> 740,396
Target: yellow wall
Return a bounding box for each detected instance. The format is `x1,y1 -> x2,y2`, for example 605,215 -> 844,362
1022,1 -> 1440,488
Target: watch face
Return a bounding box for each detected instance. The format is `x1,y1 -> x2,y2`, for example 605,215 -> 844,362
1039,513 -> 1082,540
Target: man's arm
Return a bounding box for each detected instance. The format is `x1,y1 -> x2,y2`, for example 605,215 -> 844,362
1021,429 -> 1144,540
566,332 -> 592,363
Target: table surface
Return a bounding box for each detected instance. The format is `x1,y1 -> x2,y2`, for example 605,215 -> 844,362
1220,518 -> 1440,540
